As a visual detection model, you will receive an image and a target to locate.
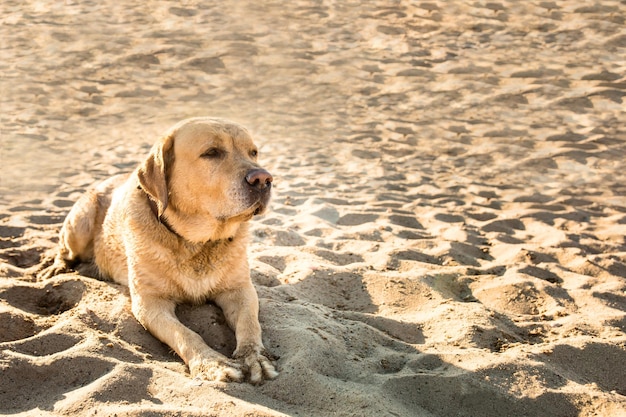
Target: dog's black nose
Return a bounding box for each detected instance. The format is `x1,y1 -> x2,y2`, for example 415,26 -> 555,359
245,169 -> 273,190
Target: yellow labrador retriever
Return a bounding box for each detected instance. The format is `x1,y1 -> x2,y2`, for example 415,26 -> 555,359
38,117 -> 278,383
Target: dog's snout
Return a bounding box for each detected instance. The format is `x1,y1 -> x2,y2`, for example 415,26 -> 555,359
245,169 -> 273,190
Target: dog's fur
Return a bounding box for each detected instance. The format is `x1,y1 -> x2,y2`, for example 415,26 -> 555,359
38,117 -> 278,383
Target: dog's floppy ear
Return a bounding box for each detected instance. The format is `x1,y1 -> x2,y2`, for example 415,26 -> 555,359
137,134 -> 174,218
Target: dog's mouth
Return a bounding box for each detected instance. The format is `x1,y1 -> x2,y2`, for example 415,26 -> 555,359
249,201 -> 267,218
253,203 -> 266,216
223,201 -> 266,223
249,191 -> 270,217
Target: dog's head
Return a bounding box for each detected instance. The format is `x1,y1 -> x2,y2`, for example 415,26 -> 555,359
137,117 -> 272,242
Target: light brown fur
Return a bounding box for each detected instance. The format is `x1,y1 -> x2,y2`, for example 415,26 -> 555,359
38,117 -> 278,383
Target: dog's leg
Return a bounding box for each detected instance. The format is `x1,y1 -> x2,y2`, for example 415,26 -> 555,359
37,192 -> 99,280
215,284 -> 279,383
130,291 -> 244,382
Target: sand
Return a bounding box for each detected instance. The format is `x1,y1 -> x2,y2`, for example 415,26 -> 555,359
1,0 -> 625,416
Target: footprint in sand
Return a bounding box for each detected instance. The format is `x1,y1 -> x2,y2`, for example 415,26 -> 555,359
2,330 -> 82,356
254,227 -> 306,246
482,218 -> 525,234
0,225 -> 25,239
0,247 -> 44,269
0,355 -> 113,413
386,249 -> 442,271
389,214 -> 424,230
308,248 -> 364,266
337,213 -> 379,226
381,369 -> 580,417
0,278 -> 86,347
292,270 -> 377,313
257,255 -> 287,272
472,277 -> 575,318
27,214 -> 66,225
0,226 -> 26,250
0,277 -> 109,414
0,279 -> 86,316
0,310 -> 39,343
544,343 -> 626,396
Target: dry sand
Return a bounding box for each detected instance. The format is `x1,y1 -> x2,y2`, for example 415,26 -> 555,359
1,1 -> 626,416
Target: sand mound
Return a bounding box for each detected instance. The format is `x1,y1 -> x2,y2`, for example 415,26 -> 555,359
2,0 -> 625,416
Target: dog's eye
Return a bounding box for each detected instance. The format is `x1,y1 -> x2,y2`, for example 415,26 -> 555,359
250,149 -> 258,158
201,148 -> 224,159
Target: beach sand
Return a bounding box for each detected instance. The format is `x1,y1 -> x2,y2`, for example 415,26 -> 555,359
1,1 -> 625,416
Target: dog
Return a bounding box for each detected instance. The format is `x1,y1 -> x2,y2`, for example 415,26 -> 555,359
38,117 -> 278,383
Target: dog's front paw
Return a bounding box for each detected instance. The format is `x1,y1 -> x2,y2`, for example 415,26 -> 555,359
234,344 -> 279,384
36,257 -> 71,280
188,356 -> 244,382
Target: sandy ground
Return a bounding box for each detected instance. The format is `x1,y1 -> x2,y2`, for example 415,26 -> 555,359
1,1 -> 626,416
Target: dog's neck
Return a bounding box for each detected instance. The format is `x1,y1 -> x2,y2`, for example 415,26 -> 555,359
140,186 -> 240,244
165,208 -> 243,244
143,191 -> 184,239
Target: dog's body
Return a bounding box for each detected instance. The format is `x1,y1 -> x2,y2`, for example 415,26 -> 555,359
38,118 -> 278,383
